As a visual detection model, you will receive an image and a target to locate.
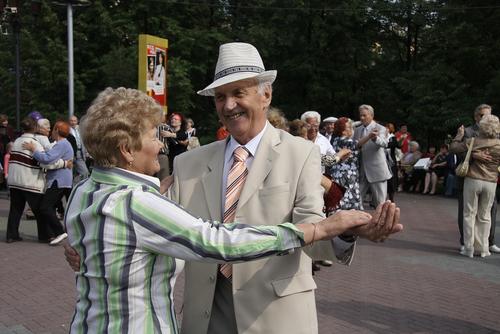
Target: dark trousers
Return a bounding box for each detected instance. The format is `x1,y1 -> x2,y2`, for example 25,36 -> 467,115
387,165 -> 398,202
457,177 -> 497,246
38,181 -> 67,238
6,188 -> 45,240
207,272 -> 237,334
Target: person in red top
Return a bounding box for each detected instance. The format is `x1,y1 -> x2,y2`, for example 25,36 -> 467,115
395,124 -> 412,154
215,122 -> 229,140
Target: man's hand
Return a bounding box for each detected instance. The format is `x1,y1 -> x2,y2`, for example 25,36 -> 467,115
472,150 -> 492,163
351,201 -> 402,242
160,175 -> 174,194
63,243 -> 81,272
65,160 -> 73,169
369,129 -> 379,140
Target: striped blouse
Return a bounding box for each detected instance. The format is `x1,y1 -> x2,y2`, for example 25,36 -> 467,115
66,167 -> 305,334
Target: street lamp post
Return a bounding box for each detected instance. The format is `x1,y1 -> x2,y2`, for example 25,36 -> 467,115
54,0 -> 89,119
67,2 -> 74,118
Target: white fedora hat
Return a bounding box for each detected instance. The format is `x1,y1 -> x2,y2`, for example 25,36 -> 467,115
197,42 -> 277,96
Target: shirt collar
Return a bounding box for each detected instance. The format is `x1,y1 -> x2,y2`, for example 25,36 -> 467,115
225,121 -> 268,164
364,120 -> 375,128
91,167 -> 160,192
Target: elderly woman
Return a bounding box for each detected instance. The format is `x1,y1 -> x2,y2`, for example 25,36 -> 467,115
400,141 -> 422,191
450,115 -> 500,258
24,121 -> 74,245
35,118 -> 53,149
64,87 -> 372,333
327,117 -> 361,211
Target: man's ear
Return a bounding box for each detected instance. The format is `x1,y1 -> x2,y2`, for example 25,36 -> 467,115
262,86 -> 273,108
118,143 -> 134,165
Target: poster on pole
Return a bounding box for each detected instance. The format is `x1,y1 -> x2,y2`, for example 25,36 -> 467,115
138,34 -> 168,112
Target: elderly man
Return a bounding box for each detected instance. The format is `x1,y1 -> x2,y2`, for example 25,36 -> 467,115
171,44 -> 401,334
301,111 -> 335,157
65,43 -> 402,334
322,116 -> 338,144
353,104 -> 392,208
456,104 -> 500,254
68,115 -> 89,182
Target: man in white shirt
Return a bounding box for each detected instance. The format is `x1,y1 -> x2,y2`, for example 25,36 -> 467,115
301,111 -> 335,174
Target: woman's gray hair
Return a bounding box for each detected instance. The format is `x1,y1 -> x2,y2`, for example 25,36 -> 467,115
409,141 -> 420,150
300,111 -> 321,123
479,114 -> 500,138
37,118 -> 51,130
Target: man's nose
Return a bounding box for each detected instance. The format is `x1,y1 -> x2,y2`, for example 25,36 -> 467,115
223,97 -> 237,111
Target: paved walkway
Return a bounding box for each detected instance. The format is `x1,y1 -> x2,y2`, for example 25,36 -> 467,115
0,192 -> 499,333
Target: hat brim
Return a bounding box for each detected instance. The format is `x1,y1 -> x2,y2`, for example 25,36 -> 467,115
197,70 -> 277,96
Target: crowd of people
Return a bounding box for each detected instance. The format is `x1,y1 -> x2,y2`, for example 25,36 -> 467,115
2,112 -> 91,245
1,41 -> 497,334
261,103 -> 500,261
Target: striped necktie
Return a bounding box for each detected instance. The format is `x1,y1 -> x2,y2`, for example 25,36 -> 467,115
220,146 -> 250,279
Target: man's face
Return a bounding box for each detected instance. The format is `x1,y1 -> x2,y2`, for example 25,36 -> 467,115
305,117 -> 319,141
69,116 -> 78,128
324,122 -> 335,135
475,107 -> 491,123
359,109 -> 373,126
214,79 -> 271,144
400,125 -> 407,134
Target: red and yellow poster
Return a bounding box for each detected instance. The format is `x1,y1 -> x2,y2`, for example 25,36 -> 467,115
138,34 -> 168,111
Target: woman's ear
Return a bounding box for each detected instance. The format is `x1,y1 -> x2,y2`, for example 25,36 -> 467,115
118,143 -> 134,167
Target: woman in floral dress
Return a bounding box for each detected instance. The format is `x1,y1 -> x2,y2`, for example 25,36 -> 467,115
329,117 -> 361,211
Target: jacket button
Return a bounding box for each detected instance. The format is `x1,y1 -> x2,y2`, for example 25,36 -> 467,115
204,310 -> 210,318
209,275 -> 215,282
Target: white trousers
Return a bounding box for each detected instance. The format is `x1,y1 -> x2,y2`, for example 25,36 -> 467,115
463,177 -> 496,253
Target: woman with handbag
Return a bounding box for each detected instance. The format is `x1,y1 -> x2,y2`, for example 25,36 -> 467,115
450,115 -> 500,258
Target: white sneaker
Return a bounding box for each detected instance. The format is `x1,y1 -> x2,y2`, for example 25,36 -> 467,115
481,251 -> 491,258
49,233 -> 68,246
489,245 -> 500,253
459,248 -> 473,258
320,260 -> 333,267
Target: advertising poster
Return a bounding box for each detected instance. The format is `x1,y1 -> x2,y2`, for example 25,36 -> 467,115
138,35 -> 168,112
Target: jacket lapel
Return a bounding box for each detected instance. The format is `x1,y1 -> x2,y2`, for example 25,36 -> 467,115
237,126 -> 281,210
201,141 -> 226,222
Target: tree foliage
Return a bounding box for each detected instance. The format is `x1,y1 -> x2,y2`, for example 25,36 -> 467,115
0,0 -> 498,146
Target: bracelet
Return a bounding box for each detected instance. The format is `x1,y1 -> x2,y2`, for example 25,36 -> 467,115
310,222 -> 318,246
338,233 -> 358,243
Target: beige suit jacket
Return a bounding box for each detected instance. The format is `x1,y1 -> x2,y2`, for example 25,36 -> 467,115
172,126 -> 353,334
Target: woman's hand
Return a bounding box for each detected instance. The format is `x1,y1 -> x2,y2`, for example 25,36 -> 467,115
455,125 -> 465,140
63,243 -> 81,272
22,141 -> 36,152
337,148 -> 352,161
298,210 -> 372,244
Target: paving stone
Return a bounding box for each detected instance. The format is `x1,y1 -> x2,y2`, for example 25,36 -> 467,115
0,192 -> 499,333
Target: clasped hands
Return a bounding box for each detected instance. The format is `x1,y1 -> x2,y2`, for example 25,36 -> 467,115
306,201 -> 402,244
